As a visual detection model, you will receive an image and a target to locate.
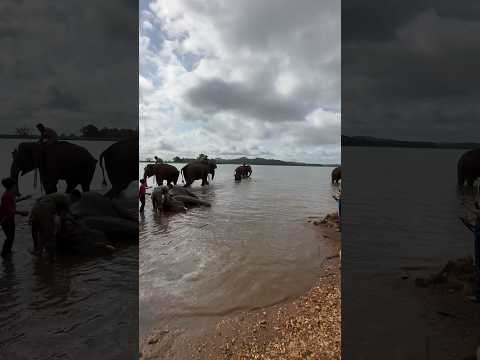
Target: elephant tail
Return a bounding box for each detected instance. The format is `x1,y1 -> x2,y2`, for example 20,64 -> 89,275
99,150 -> 107,187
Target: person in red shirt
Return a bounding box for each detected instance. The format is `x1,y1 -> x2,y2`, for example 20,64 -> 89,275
139,178 -> 147,212
0,178 -> 29,258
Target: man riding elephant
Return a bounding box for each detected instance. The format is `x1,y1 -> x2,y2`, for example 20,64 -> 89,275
37,123 -> 58,146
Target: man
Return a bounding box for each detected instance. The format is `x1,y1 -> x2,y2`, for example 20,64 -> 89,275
154,156 -> 163,164
139,179 -> 147,212
30,190 -> 82,256
460,201 -> 480,302
0,178 -> 29,257
36,123 -> 58,145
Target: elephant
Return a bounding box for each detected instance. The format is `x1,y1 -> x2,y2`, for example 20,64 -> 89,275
331,166 -> 341,184
234,165 -> 252,179
143,163 -> 179,188
152,185 -> 211,213
10,141 -> 97,196
99,137 -> 138,198
181,159 -> 217,187
457,149 -> 480,187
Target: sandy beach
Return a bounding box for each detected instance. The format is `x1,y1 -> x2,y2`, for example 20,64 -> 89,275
140,213 -> 341,360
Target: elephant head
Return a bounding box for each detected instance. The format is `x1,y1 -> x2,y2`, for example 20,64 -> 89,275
10,142 -> 41,196
205,159 -> 217,179
143,164 -> 156,180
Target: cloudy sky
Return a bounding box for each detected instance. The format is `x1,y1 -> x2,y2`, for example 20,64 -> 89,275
139,0 -> 340,163
342,0 -> 480,142
0,0 -> 137,135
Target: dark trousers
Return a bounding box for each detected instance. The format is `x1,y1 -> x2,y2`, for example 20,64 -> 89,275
139,196 -> 145,212
474,225 -> 480,301
1,217 -> 15,256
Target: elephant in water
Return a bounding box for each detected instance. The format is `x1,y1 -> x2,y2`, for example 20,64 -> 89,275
10,141 -> 97,196
331,166 -> 341,184
457,149 -> 480,187
70,191 -> 138,241
181,159 -> 217,187
143,163 -> 179,187
234,164 -> 252,180
99,137 -> 138,198
152,185 -> 211,213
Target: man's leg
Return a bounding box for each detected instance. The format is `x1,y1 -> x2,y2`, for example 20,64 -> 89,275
1,218 -> 15,256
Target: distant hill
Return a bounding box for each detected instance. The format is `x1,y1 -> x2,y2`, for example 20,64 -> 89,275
342,135 -> 480,150
140,156 -> 339,167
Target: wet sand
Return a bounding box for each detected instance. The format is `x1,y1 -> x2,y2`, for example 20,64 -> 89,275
140,213 -> 341,360
409,257 -> 480,358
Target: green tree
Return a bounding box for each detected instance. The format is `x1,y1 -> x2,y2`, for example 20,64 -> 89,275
172,156 -> 181,163
80,124 -> 99,138
15,126 -> 31,136
197,153 -> 208,160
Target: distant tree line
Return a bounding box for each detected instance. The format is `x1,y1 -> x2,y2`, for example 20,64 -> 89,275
141,154 -> 334,167
80,125 -> 137,139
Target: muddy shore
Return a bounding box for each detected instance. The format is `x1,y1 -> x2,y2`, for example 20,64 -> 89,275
140,213 -> 341,360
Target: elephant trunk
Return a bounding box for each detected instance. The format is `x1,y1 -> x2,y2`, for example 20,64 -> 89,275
210,169 -> 215,180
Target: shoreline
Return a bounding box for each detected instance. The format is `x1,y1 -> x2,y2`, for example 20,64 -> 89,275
140,213 -> 341,359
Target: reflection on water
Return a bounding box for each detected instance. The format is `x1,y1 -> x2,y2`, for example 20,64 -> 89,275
0,139 -> 137,360
139,163 -> 338,338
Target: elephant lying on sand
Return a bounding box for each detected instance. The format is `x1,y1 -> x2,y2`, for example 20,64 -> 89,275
152,185 -> 211,213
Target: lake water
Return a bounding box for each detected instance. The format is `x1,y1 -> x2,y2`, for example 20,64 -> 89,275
0,139 -> 138,360
342,147 -> 475,359
139,163 -> 338,339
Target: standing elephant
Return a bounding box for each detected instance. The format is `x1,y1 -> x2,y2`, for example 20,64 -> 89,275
99,137 -> 138,198
331,166 -> 341,184
234,164 -> 252,179
10,141 -> 97,196
143,163 -> 179,188
181,159 -> 217,187
457,149 -> 480,187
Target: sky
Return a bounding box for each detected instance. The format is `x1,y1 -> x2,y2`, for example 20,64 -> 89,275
342,0 -> 480,142
139,0 -> 340,164
0,0 -> 138,136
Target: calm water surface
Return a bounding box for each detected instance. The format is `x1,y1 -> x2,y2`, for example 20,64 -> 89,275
343,147 -> 475,359
0,139 -> 137,360
139,163 -> 338,338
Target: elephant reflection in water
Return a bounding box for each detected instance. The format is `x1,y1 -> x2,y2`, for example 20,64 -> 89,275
151,185 -> 211,213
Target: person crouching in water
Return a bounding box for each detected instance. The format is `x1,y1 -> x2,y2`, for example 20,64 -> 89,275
139,179 -> 147,212
0,178 -> 30,258
30,190 -> 82,256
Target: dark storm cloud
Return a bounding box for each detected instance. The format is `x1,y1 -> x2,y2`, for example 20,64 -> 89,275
0,0 -> 137,135
343,1 -> 480,142
187,78 -> 312,123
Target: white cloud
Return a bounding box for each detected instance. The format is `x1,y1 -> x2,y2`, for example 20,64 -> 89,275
140,0 -> 340,163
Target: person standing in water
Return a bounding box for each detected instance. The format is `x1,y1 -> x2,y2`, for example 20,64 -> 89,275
460,200 -> 480,302
0,178 -> 30,258
30,190 -> 82,256
139,179 -> 147,212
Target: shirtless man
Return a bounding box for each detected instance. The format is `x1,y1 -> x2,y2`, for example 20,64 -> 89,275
30,190 -> 82,256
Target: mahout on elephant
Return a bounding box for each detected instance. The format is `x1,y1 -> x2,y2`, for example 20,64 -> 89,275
99,137 -> 138,198
11,141 -> 97,196
181,159 -> 217,187
234,164 -> 252,180
143,163 -> 179,188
